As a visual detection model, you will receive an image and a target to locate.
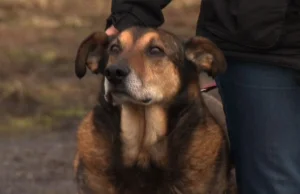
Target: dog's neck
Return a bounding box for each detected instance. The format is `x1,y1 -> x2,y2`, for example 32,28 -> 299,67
119,83 -> 203,168
120,103 -> 168,168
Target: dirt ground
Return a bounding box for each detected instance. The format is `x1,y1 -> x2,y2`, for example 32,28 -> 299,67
0,130 -> 77,194
0,1 -> 217,193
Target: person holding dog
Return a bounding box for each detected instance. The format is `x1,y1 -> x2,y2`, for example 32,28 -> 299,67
105,0 -> 300,194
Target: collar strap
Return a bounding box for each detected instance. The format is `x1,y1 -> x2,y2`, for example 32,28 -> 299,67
200,82 -> 217,92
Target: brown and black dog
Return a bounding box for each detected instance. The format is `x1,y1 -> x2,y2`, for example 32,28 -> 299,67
73,26 -> 236,194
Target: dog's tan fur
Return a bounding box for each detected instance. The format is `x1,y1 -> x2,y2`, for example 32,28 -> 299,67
74,27 -> 236,194
120,104 -> 168,167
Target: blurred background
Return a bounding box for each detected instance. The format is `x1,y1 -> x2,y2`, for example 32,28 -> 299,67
0,0 -> 204,193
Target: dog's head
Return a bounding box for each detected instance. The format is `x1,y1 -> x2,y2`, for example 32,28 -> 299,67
75,27 -> 226,105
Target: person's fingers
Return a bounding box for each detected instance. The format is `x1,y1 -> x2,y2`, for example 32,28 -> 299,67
105,25 -> 119,36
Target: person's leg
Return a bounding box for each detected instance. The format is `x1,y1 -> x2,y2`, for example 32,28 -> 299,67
216,59 -> 300,194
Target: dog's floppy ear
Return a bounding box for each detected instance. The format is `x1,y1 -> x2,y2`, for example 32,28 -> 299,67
185,37 -> 227,77
75,32 -> 110,78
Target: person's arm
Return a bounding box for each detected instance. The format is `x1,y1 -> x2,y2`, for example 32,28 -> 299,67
106,0 -> 171,33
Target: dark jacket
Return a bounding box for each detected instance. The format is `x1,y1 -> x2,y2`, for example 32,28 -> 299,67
106,0 -> 300,70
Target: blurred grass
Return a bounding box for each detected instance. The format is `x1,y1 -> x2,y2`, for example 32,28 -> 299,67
0,0 -> 200,136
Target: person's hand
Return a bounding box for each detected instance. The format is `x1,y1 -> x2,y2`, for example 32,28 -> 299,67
105,25 -> 119,36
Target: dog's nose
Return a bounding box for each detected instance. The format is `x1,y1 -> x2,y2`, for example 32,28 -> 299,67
104,65 -> 130,84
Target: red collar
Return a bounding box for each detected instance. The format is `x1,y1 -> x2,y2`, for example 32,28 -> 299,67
200,82 -> 217,92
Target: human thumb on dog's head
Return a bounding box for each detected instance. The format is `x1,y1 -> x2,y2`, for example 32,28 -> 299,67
75,32 -> 110,79
184,37 -> 227,78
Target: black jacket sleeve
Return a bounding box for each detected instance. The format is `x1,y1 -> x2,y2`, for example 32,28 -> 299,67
106,0 -> 171,31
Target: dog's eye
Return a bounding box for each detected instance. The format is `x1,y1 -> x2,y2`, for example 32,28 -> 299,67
147,46 -> 164,57
109,44 -> 121,55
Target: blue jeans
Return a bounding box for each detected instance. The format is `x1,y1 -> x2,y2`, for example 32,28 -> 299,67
216,59 -> 300,194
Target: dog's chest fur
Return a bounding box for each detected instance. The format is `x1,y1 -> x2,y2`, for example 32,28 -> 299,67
88,94 -> 222,194
120,104 -> 168,168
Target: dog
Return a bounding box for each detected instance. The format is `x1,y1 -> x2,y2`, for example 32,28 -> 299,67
73,26 -> 236,194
